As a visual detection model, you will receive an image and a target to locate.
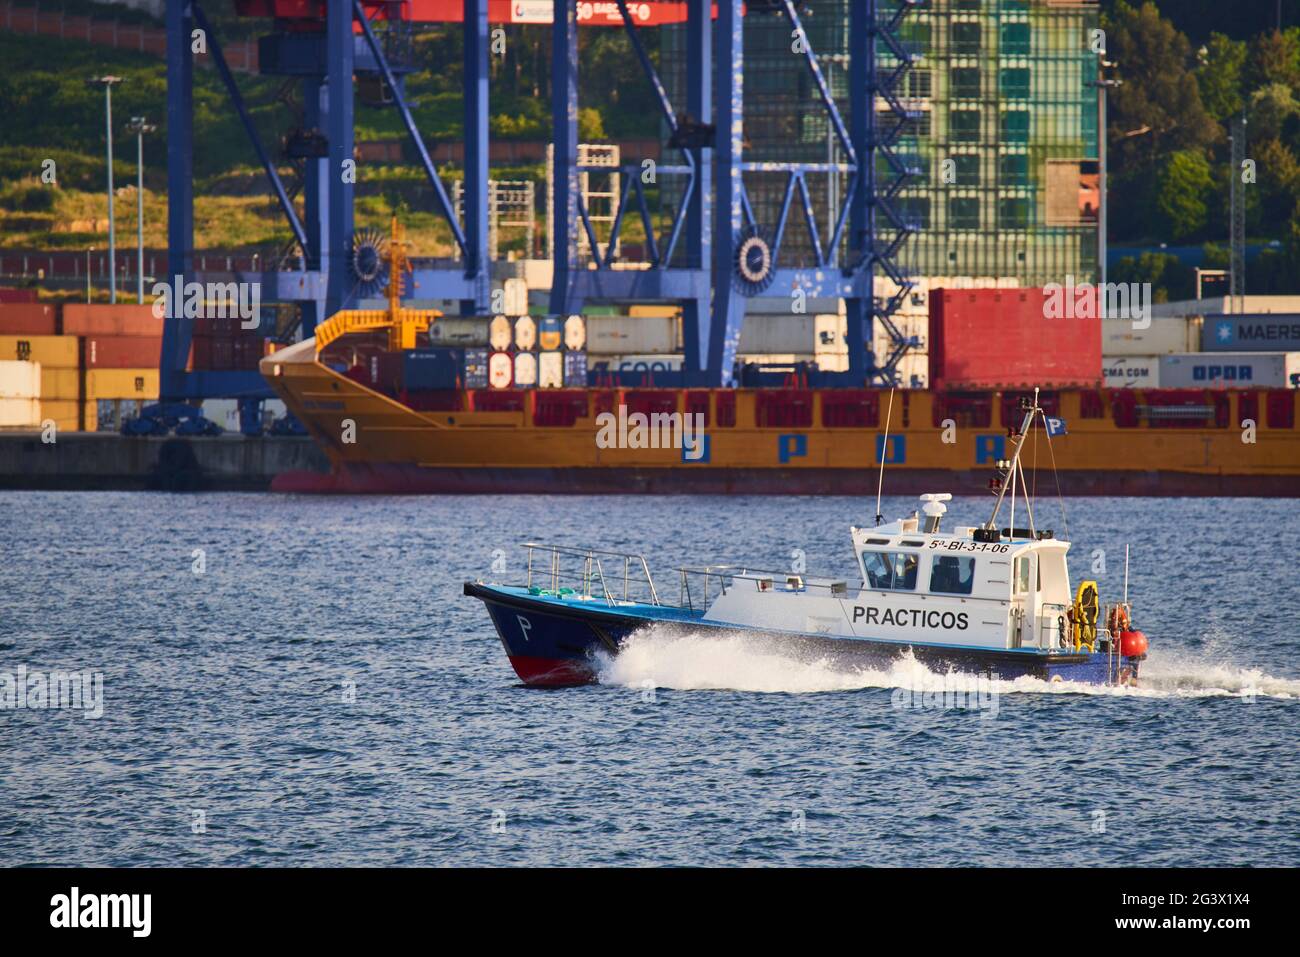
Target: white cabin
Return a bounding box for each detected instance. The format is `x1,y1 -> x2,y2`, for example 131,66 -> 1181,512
704,494 -> 1074,653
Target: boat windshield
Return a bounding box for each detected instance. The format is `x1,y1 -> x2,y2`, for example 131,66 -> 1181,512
863,551 -> 919,591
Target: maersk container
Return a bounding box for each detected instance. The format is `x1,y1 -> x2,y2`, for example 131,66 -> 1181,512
1159,352 -> 1300,389
585,316 -> 677,355
1102,356 -> 1161,389
929,288 -> 1101,390
1200,314 -> 1300,353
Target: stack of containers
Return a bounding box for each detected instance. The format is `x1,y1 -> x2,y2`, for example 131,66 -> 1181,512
0,360 -> 41,428
190,315 -> 262,372
1100,309 -> 1201,389
585,305 -> 678,383
64,304 -> 163,431
0,303 -> 80,430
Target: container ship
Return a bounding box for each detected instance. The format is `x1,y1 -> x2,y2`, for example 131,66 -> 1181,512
259,253 -> 1300,497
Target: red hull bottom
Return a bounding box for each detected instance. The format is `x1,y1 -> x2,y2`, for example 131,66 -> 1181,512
507,655 -> 596,687
272,464 -> 1300,497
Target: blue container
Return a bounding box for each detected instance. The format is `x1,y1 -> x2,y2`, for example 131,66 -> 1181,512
402,348 -> 464,390
1201,314 -> 1300,352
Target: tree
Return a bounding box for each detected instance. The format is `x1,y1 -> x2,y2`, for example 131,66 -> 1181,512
1246,29 -> 1300,91
1106,2 -> 1220,168
1196,32 -> 1248,121
1153,150 -> 1215,240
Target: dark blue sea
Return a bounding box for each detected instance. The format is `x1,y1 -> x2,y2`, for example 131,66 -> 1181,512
1,492 -> 1296,866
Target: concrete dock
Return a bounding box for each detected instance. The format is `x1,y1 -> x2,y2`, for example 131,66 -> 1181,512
0,432 -> 330,491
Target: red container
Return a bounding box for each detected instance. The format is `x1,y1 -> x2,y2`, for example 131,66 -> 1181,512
0,303 -> 58,335
0,287 -> 38,304
83,336 -> 164,368
929,288 -> 1102,391
210,337 -> 235,371
191,334 -> 213,370
62,303 -> 161,337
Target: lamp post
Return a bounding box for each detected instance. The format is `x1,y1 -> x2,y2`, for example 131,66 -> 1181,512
88,76 -> 123,303
126,116 -> 155,303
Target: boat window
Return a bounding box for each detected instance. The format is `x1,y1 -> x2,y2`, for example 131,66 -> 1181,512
865,538 -> 891,546
1014,556 -> 1032,594
930,555 -> 975,595
863,551 -> 919,591
900,540 -> 925,547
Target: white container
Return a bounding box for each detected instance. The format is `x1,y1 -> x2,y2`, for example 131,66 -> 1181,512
538,350 -> 563,389
427,318 -> 490,347
893,351 -> 930,389
1102,356 -> 1161,389
594,354 -> 684,373
1102,315 -> 1199,356
0,396 -> 40,427
0,360 -> 40,399
1158,352 -> 1300,389
739,315 -> 815,354
585,316 -> 677,355
874,314 -> 928,356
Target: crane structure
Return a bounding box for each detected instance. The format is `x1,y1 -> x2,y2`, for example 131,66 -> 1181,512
160,0 -> 923,419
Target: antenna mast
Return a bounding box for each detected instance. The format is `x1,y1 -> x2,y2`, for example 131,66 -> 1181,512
985,388 -> 1042,531
875,387 -> 896,526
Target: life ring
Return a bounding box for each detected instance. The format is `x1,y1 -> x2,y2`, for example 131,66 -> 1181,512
1072,580 -> 1100,652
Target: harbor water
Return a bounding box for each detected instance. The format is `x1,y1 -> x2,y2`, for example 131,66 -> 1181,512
1,491 -> 1297,866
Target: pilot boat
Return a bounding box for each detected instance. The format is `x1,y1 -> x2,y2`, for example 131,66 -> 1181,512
464,392 -> 1152,687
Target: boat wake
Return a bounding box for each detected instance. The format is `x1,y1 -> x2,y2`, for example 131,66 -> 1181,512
594,624 -> 1299,700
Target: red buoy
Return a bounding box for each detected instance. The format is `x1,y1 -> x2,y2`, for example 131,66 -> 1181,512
1119,630 -> 1149,659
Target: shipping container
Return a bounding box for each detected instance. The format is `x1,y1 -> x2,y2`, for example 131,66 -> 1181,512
0,397 -> 40,428
85,368 -> 160,399
0,303 -> 58,335
562,350 -> 587,387
83,336 -> 163,369
585,315 -> 677,355
929,288 -> 1102,390
1200,314 -> 1300,352
1102,356 -> 1161,389
382,348 -> 465,391
739,315 -> 815,354
514,351 -> 538,387
38,399 -> 80,431
592,354 -> 685,374
463,348 -> 489,390
0,287 -> 39,304
39,366 -> 81,400
0,335 -> 79,368
427,318 -> 490,347
538,350 -> 564,388
61,303 -> 161,337
0,360 -> 40,399
488,351 -> 513,389
628,304 -> 680,319
873,314 -> 928,356
1159,353 -> 1300,389
1101,314 -> 1200,356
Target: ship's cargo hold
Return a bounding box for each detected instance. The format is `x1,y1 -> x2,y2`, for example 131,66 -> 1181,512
1102,356 -> 1161,389
586,315 -> 677,355
1159,352 -> 1300,389
0,303 -> 58,335
739,315 -> 815,354
1200,314 -> 1300,352
514,351 -> 538,387
514,315 -> 537,350
40,366 -> 81,400
488,351 -> 513,388
86,368 -> 159,399
929,288 -> 1102,390
0,360 -> 41,399
0,335 -> 80,368
61,303 -> 161,337
564,315 -> 586,350
0,287 -> 39,304
427,318 -> 490,347
463,348 -> 489,389
0,397 -> 40,427
563,350 -> 587,387
1101,314 -> 1200,355
83,336 -> 163,369
538,350 -> 563,388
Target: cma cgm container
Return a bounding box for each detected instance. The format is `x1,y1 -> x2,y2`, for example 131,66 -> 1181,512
1200,314 -> 1300,352
1159,352 -> 1300,389
929,288 -> 1102,390
1102,356 -> 1161,389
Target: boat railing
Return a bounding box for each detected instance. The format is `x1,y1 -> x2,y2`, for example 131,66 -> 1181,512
520,543 -> 661,607
673,565 -> 849,612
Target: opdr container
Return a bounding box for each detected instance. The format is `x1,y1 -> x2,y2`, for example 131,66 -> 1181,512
1159,352 -> 1300,389
1102,355 -> 1161,389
